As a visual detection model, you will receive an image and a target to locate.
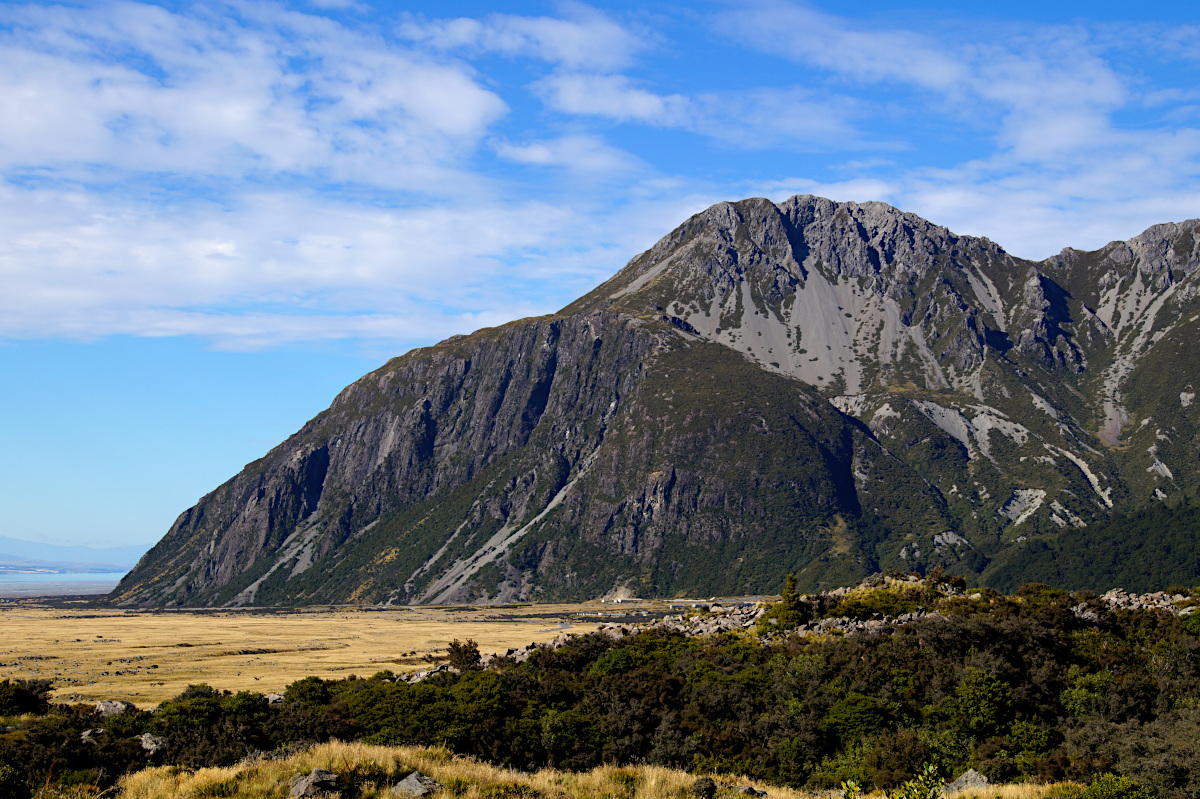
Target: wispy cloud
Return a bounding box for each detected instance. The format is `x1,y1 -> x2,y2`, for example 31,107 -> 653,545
722,1 -> 1200,257
397,1 -> 645,71
495,134 -> 641,173
535,73 -> 690,125
0,1 -> 507,188
3,0 -> 1200,350
535,74 -> 864,149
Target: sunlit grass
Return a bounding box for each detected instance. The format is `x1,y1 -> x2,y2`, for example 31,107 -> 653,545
81,742 -> 1081,799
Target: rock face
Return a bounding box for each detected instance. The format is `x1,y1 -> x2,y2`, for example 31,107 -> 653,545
945,768 -> 989,793
291,769 -> 339,798
112,195 -> 1200,606
139,733 -> 167,754
392,771 -> 442,798
94,700 -> 135,718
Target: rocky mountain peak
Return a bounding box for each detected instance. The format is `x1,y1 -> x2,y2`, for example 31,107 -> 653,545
111,196 -> 1200,608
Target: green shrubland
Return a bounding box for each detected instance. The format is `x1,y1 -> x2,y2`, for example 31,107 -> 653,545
1,579 -> 1197,799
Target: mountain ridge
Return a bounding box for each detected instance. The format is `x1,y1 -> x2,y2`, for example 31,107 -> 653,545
111,195 -> 1200,606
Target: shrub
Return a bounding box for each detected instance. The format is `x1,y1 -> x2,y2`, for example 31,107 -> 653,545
0,679 -> 52,716
885,763 -> 942,799
0,762 -> 22,799
823,693 -> 896,746
1061,668 -> 1114,718
1182,613 -> 1200,637
866,730 -> 930,788
832,589 -> 921,621
284,676 -> 332,708
448,639 -> 482,671
757,574 -> 812,631
1084,773 -> 1158,799
951,670 -> 1012,739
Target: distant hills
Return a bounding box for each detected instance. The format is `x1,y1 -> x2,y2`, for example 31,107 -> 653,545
112,195 -> 1200,606
0,535 -> 144,574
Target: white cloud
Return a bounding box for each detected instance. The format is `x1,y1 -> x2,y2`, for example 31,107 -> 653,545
725,3 -> 1127,164
0,1 -> 507,187
495,135 -> 641,173
726,1 -> 967,92
398,2 -> 643,71
535,73 -> 691,125
0,181 -> 588,346
719,2 -> 1200,257
536,74 -> 863,149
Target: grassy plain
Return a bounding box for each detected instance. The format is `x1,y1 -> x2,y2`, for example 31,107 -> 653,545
113,740 -> 1077,799
0,601 -> 658,705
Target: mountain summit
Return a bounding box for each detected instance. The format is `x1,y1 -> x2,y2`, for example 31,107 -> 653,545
112,196 -> 1200,606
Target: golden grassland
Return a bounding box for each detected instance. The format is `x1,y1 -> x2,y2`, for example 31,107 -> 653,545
98,741 -> 1079,799
0,601 -> 672,705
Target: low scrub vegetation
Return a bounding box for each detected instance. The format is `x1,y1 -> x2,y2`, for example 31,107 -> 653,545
2,580 -> 1197,799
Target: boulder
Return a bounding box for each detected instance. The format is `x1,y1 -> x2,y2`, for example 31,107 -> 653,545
95,699 -> 136,718
265,693 -> 285,704
944,769 -> 988,793
392,770 -> 442,797
80,728 -> 104,744
291,768 -> 339,798
734,787 -> 766,796
690,777 -> 717,799
139,733 -> 168,754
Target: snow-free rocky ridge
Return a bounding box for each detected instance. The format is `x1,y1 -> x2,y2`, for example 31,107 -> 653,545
112,195 -> 1200,606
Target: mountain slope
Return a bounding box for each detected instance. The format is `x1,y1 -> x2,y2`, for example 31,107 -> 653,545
568,196 -> 1200,580
112,196 -> 1200,606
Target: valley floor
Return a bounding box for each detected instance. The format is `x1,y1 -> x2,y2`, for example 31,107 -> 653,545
0,601 -> 656,704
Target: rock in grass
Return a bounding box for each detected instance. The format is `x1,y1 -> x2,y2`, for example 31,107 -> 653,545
94,699 -> 135,717
291,768 -> 339,797
944,769 -> 988,793
690,777 -> 717,799
393,771 -> 442,797
139,733 -> 167,754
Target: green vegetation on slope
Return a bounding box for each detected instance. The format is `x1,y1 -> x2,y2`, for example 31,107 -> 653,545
982,490 -> 1200,593
5,579 -> 1199,799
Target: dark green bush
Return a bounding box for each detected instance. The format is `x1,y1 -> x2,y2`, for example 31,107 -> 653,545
0,679 -> 51,716
448,639 -> 482,671
831,590 -> 922,621
1084,773 -> 1158,799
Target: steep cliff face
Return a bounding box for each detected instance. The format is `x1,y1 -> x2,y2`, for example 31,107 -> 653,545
114,195 -> 1200,606
115,311 -> 949,606
568,196 -> 1200,574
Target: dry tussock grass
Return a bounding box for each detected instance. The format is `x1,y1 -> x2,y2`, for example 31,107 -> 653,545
945,784 -> 1082,799
98,742 -> 1077,799
0,604 -> 614,705
114,741 -> 813,799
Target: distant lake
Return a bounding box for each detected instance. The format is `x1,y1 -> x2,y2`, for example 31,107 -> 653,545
0,571 -> 127,597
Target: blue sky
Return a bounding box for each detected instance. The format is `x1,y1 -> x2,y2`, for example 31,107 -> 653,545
2,0 -> 1199,550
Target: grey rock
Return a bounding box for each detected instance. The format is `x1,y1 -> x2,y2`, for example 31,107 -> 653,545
266,692 -> 284,704
139,733 -> 167,754
80,728 -> 104,744
944,768 -> 989,793
392,770 -> 442,797
734,787 -> 766,796
95,700 -> 135,718
291,768 -> 339,798
690,778 -> 717,799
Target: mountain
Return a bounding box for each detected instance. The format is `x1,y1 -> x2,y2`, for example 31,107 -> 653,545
111,195 -> 1200,606
0,536 -> 145,572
